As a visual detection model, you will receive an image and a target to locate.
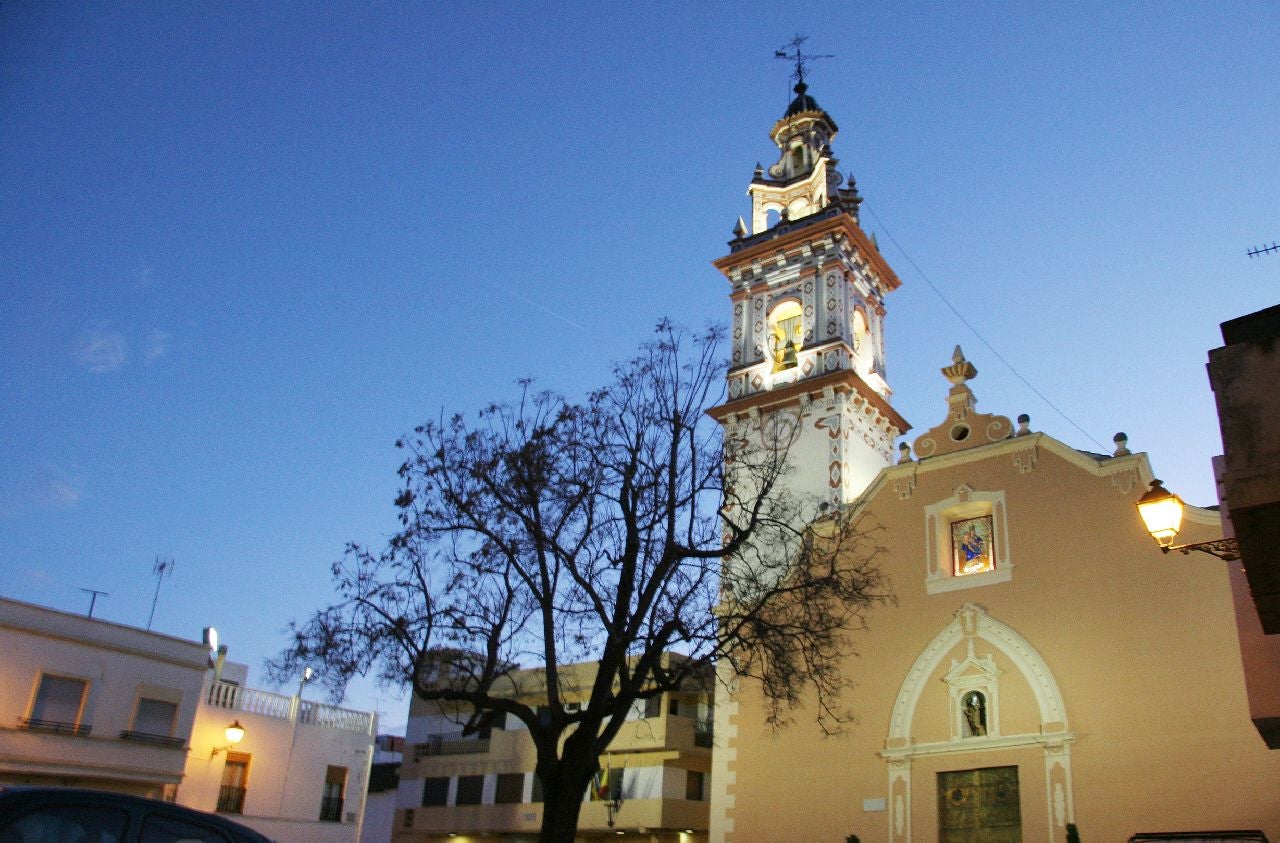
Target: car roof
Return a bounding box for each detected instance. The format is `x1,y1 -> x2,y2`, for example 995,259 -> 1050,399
0,787 -> 276,842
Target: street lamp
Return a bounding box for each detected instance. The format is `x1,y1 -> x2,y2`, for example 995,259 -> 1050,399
211,720 -> 246,757
1136,479 -> 1241,561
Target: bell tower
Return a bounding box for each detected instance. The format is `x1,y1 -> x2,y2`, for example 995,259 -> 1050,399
707,66 -> 910,506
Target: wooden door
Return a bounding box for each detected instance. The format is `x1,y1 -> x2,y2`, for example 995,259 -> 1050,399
937,765 -> 1021,843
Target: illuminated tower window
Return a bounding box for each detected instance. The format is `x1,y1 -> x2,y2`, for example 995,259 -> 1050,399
767,299 -> 803,372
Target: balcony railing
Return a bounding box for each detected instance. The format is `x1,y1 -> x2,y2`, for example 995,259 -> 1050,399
216,785 -> 246,814
206,680 -> 374,735
20,717 -> 91,737
319,795 -> 344,822
413,732 -> 491,760
119,730 -> 185,749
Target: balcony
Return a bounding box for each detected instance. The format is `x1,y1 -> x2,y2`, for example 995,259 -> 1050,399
20,717 -> 91,737
413,732 -> 491,761
119,730 -> 185,749
206,680 -> 374,735
319,795 -> 344,822
216,785 -> 246,814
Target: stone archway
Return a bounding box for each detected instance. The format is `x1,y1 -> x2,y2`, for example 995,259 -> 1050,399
881,604 -> 1075,842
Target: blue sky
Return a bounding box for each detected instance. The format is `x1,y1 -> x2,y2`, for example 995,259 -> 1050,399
3,2 -> 1277,731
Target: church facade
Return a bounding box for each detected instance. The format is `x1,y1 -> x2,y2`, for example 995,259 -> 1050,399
707,75 -> 1280,843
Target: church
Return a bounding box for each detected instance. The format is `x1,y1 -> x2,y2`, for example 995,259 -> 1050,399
704,67 -> 1280,843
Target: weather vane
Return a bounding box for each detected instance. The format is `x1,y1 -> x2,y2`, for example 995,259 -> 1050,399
775,34 -> 833,88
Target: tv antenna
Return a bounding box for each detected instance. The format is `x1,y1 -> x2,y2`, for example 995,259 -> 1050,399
79,587 -> 109,618
1247,241 -> 1278,258
775,34 -> 833,88
147,556 -> 175,630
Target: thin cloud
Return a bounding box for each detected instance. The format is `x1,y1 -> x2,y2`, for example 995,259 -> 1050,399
136,261 -> 156,288
0,466 -> 85,519
145,330 -> 171,362
74,324 -> 126,372
43,476 -> 84,508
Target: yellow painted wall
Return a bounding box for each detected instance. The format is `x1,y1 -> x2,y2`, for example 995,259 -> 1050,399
721,438 -> 1280,842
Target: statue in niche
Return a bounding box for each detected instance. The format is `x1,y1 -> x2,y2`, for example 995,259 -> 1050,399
963,691 -> 987,736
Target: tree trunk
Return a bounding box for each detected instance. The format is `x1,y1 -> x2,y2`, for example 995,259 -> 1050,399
537,757 -> 595,843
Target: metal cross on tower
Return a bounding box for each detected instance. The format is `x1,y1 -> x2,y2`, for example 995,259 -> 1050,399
774,34 -> 833,87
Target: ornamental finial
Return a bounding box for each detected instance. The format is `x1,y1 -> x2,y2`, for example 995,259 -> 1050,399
942,346 -> 978,385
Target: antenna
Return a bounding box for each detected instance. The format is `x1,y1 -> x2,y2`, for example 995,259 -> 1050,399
774,34 -> 834,88
79,587 -> 109,618
1247,242 -> 1279,258
147,556 -> 174,630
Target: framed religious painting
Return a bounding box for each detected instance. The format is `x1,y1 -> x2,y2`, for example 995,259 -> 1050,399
951,515 -> 995,576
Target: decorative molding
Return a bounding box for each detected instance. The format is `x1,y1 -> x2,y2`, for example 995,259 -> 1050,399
1011,443 -> 1039,474
1110,465 -> 1141,495
882,605 -> 1074,843
885,603 -> 1069,744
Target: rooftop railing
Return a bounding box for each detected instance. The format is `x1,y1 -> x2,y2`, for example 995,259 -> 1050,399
206,679 -> 374,735
413,732 -> 491,760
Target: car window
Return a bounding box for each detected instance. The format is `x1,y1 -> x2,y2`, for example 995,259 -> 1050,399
0,805 -> 128,843
139,813 -> 234,843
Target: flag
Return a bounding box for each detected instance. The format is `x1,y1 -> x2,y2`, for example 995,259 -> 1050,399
593,765 -> 610,800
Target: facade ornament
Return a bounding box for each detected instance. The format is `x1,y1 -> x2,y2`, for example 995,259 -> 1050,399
897,442 -> 912,464
913,346 -> 1013,459
1015,413 -> 1031,436
1112,431 -> 1130,456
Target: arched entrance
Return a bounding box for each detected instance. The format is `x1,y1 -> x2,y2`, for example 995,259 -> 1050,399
881,604 -> 1075,842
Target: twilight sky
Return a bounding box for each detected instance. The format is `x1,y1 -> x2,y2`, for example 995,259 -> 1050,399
2,2 -> 1277,731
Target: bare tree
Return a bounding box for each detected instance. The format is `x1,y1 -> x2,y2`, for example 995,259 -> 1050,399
271,321 -> 889,842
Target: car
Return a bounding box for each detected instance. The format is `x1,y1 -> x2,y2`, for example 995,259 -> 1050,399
0,786 -> 275,843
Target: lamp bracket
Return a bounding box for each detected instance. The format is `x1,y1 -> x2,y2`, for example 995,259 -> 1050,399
1164,537 -> 1241,561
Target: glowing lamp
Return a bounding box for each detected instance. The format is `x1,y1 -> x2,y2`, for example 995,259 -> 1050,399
224,720 -> 246,746
212,720 -> 246,757
1136,479 -> 1184,548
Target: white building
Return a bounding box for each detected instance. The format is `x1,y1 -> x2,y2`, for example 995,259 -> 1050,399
0,594 -> 379,843
0,596 -> 208,797
179,659 -> 378,843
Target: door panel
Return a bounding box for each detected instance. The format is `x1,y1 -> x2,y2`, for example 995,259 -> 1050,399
938,766 -> 1021,843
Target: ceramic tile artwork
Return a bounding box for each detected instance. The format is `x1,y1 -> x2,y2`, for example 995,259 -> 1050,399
952,515 -> 996,576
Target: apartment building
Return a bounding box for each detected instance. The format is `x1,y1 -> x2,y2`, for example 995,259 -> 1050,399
394,662 -> 712,843
0,595 -> 208,797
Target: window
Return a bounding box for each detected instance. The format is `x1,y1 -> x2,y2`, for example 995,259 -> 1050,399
0,806 -> 127,843
495,773 -> 524,804
767,299 -> 803,372
686,770 -> 705,801
531,774 -> 544,803
421,777 -> 449,807
644,695 -> 662,719
455,775 -> 483,805
123,697 -> 182,747
924,487 -> 1013,594
216,753 -> 249,814
132,698 -> 177,737
319,765 -> 347,822
140,813 -> 232,843
27,674 -> 89,734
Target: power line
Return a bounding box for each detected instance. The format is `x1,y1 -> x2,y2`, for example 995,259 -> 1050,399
863,205 -> 1110,453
